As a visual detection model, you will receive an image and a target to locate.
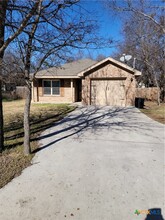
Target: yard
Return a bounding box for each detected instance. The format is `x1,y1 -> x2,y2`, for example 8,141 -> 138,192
0,100 -> 75,188
141,101 -> 165,124
0,100 -> 164,189
0,103 -> 164,220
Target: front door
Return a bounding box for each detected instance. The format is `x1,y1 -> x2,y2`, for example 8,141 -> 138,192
75,79 -> 82,102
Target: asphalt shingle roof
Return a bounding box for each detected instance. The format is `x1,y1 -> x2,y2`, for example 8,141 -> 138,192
35,59 -> 97,78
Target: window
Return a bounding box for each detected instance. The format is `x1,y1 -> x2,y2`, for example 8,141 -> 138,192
52,81 -> 60,95
43,80 -> 60,95
43,81 -> 51,95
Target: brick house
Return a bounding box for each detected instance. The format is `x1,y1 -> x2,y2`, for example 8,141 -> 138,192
32,57 -> 141,106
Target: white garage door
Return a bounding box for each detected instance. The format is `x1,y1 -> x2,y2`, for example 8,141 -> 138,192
91,79 -> 126,106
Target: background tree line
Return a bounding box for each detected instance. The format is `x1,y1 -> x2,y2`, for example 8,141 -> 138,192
106,0 -> 165,103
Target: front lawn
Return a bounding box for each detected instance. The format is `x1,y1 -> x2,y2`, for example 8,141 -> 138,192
0,100 -> 75,188
141,101 -> 165,124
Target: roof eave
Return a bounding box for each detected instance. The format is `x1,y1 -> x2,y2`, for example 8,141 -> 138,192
35,75 -> 80,79
78,57 -> 142,77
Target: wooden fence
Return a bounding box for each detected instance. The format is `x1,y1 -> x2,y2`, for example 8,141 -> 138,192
135,87 -> 159,101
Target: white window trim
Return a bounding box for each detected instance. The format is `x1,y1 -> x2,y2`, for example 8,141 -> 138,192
43,80 -> 60,96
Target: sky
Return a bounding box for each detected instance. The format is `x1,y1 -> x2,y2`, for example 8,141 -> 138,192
7,0 -> 123,62
6,0 -> 164,63
76,0 -> 124,59
76,0 -> 164,59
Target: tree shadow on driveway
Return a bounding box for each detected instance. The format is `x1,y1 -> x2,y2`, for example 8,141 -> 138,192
32,106 -> 158,153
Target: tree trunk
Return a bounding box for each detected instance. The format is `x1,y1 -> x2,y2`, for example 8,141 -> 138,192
23,82 -> 32,155
157,88 -> 160,106
153,72 -> 160,105
0,1 -> 8,152
0,78 -> 4,153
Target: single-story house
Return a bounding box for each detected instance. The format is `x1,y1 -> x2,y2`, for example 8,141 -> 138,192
32,57 -> 141,106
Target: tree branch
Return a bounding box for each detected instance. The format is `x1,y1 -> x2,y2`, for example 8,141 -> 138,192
0,0 -> 40,54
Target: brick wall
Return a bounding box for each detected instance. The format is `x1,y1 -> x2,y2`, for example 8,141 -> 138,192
33,79 -> 75,103
82,61 -> 136,106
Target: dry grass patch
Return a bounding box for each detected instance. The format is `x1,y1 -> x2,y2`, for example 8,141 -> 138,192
141,101 -> 165,124
0,100 -> 75,188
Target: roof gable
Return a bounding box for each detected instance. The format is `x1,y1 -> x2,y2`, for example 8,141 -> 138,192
78,57 -> 141,77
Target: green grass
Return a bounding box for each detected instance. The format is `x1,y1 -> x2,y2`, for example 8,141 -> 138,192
0,100 -> 75,188
141,101 -> 165,124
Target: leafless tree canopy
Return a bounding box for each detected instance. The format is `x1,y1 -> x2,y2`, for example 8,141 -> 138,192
5,0 -> 103,74
2,51 -> 25,85
106,0 -> 165,103
0,0 -> 111,154
0,0 -> 111,153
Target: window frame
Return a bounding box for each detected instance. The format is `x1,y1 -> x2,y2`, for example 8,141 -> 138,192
43,80 -> 60,96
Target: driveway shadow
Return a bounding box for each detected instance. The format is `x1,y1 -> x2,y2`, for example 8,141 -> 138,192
32,106 -> 153,153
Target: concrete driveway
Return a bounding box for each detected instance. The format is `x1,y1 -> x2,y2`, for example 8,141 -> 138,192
0,106 -> 164,220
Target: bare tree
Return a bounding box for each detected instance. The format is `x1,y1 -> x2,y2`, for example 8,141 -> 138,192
0,0 -> 8,153
0,0 -> 46,152
106,0 -> 165,33
9,0 -> 107,155
95,54 -> 106,62
106,0 -> 165,104
2,51 -> 25,85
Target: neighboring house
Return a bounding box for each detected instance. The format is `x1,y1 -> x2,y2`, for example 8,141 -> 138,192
32,57 -> 141,106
